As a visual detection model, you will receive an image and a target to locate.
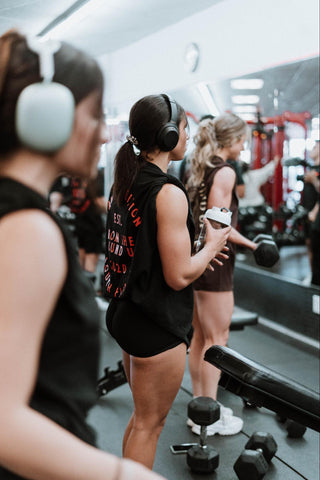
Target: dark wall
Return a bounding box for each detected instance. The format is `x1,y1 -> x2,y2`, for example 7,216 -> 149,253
234,263 -> 320,341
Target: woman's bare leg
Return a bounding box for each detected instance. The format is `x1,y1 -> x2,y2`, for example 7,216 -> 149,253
122,350 -> 134,455
188,294 -> 204,397
123,343 -> 187,469
190,290 -> 234,399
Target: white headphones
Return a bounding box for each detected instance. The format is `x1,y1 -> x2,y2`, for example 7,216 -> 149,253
15,36 -> 75,152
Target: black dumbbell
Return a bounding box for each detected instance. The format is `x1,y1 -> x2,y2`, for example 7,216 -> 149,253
186,397 -> 220,473
234,431 -> 278,480
253,233 -> 280,268
276,415 -> 307,438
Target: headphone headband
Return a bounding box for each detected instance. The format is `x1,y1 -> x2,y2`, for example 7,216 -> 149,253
157,94 -> 180,151
26,36 -> 61,82
161,94 -> 178,125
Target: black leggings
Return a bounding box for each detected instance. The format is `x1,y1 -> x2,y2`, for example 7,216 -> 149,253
106,299 -> 187,357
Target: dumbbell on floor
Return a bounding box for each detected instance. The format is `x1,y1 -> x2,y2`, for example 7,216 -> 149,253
276,414 -> 307,438
186,397 -> 220,474
234,431 -> 278,480
253,234 -> 280,268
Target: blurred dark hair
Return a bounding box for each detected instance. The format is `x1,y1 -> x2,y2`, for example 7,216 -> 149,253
113,94 -> 186,205
0,29 -> 104,155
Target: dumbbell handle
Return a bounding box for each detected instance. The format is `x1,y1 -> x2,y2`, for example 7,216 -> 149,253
199,425 -> 207,447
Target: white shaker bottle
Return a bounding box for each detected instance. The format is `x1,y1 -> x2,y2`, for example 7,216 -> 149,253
195,207 -> 232,252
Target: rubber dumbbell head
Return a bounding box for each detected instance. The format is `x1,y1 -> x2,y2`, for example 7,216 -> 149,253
254,238 -> 280,268
276,415 -> 307,437
245,431 -> 277,463
234,449 -> 268,480
188,396 -> 220,426
187,444 -> 219,474
286,419 -> 307,438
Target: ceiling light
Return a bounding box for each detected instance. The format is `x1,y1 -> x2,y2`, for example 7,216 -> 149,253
236,113 -> 256,121
232,95 -> 260,104
197,82 -> 220,116
230,79 -> 264,90
232,105 -> 257,113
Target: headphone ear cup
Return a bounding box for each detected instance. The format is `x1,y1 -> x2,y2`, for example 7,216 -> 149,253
157,123 -> 179,151
15,82 -> 75,152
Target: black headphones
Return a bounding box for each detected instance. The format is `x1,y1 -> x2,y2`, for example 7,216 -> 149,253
157,94 -> 179,151
15,36 -> 75,152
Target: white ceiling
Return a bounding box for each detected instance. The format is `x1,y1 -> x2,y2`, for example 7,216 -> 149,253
0,0 -> 223,56
1,0 -> 319,122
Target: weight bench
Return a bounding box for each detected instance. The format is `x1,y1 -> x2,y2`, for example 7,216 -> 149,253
230,307 -> 258,331
204,345 -> 320,432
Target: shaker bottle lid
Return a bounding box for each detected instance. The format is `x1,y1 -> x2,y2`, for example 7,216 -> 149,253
205,207 -> 232,226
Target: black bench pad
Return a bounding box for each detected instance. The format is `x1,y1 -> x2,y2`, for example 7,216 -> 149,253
230,308 -> 258,331
204,345 -> 320,432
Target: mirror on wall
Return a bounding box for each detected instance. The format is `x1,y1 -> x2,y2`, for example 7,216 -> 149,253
168,57 -> 319,284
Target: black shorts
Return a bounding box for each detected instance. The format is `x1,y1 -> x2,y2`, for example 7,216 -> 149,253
76,227 -> 102,253
106,299 -> 190,358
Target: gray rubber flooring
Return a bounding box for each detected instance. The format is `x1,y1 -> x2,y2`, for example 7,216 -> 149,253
88,303 -> 320,480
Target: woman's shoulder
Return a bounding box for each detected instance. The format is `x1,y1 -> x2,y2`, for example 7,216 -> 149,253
156,182 -> 188,211
206,160 -> 235,179
1,208 -> 65,249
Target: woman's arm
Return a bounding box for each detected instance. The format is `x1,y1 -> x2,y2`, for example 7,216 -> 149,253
208,167 -> 256,251
156,184 -> 231,291
253,156 -> 280,186
0,210 -> 164,480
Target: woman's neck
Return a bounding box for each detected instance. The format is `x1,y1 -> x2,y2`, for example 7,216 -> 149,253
144,150 -> 170,173
0,150 -> 58,197
215,149 -> 228,162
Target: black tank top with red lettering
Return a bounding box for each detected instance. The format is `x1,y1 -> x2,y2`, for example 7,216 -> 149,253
104,162 -> 195,342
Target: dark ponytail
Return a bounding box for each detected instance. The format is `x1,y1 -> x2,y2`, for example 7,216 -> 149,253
113,142 -> 145,205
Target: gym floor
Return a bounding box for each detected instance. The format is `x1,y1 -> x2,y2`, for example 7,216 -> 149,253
89,299 -> 319,480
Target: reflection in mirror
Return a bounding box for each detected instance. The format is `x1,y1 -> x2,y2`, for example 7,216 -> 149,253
169,57 -> 319,284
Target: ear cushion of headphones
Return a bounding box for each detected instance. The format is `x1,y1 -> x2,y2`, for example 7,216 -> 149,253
15,82 -> 75,152
157,123 -> 179,151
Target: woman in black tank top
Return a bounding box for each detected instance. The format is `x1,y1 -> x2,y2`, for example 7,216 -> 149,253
186,115 -> 258,437
104,94 -> 231,469
0,30 -> 164,480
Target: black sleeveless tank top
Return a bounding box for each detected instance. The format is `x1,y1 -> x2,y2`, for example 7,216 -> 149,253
104,162 -> 195,343
0,177 -> 100,479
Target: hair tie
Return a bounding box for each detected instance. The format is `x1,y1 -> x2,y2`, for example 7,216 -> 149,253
126,135 -> 138,146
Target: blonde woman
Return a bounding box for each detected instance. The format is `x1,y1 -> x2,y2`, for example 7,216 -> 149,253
186,114 -> 258,436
